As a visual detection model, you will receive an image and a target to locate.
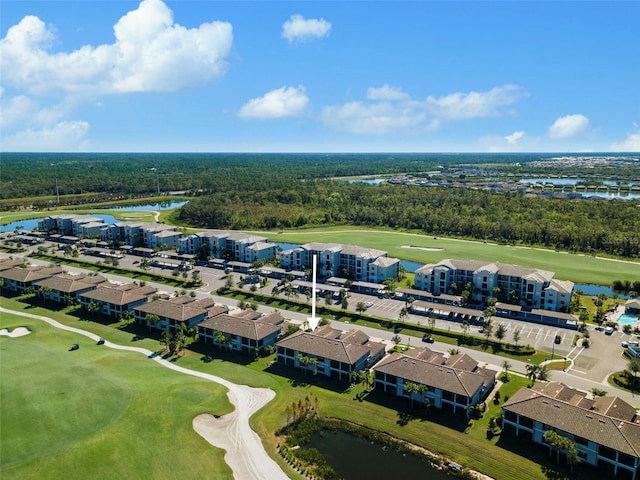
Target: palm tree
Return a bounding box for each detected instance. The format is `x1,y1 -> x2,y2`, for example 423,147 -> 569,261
526,364 -> 540,386
628,357 -> 640,393
428,312 -> 437,331
404,381 -> 427,408
502,360 -> 512,381
513,327 -> 521,349
495,323 -> 506,346
543,430 -> 564,464
461,319 -> 470,337
145,313 -> 161,331
298,354 -> 312,376
214,330 -> 229,351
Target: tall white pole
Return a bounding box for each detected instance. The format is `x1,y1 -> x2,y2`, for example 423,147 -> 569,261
311,254 -> 317,321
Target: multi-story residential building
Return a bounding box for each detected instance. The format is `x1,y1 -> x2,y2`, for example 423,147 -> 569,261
38,214 -> 105,236
414,259 -> 573,312
367,256 -> 400,284
275,325 -> 386,381
502,382 -> 640,479
179,230 -> 271,262
77,221 -> 107,239
33,272 -> 108,303
373,347 -> 496,417
147,229 -> 183,250
79,283 -> 155,318
134,296 -> 227,332
242,241 -> 278,264
279,242 -> 397,283
0,265 -> 64,293
101,222 -> 178,248
198,310 -> 285,354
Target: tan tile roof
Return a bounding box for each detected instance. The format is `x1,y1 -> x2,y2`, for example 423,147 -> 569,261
135,296 -> 217,321
199,313 -> 282,341
503,386 -> 640,456
0,258 -> 25,271
276,328 -> 383,364
373,350 -> 493,398
1,266 -> 64,283
81,283 -> 156,306
34,273 -> 108,293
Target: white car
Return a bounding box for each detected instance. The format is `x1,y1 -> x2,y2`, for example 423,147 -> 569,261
604,326 -> 615,335
622,341 -> 639,348
365,301 -> 374,308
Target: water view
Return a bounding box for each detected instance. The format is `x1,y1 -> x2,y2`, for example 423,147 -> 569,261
0,201 -> 188,233
307,430 -> 452,480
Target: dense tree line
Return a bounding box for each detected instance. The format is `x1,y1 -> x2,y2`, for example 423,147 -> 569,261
179,181 -> 640,258
3,153 -> 639,257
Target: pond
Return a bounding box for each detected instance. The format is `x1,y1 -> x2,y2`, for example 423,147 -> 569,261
1,214 -> 119,233
307,429 -> 453,480
0,201 -> 188,233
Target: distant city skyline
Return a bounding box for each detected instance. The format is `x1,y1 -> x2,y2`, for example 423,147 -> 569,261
1,0 -> 638,153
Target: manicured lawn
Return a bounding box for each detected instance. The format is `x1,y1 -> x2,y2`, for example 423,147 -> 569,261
1,296 -> 571,480
0,309 -> 234,480
255,227 -> 639,285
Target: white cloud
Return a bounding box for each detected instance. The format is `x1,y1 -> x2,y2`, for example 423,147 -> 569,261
281,14 -> 331,43
547,114 -> 589,138
425,85 -> 526,120
238,85 -> 309,119
367,85 -> 409,101
0,0 -> 233,95
504,130 -> 525,144
1,120 -> 90,151
320,84 -> 526,135
320,101 -> 426,135
610,126 -> 640,152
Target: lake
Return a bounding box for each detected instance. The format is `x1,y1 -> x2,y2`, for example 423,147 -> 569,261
0,201 -> 188,233
307,429 -> 453,480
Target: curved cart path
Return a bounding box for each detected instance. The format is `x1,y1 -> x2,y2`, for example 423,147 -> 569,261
0,307 -> 289,480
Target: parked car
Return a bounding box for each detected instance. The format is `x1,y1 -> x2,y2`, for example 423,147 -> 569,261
622,340 -> 639,348
365,301 -> 374,308
422,334 -> 435,343
604,326 -> 615,335
554,335 -> 561,344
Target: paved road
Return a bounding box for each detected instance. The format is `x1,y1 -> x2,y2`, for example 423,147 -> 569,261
6,251 -> 638,405
0,306 -> 289,480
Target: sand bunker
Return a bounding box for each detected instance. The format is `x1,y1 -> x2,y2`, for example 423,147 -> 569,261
401,245 -> 444,251
0,327 -> 32,338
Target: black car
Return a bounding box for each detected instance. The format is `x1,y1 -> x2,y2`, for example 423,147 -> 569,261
422,334 -> 435,343
97,338 -> 105,345
70,343 -> 80,351
554,335 -> 561,344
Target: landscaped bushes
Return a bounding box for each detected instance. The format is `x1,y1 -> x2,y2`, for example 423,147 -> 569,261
217,287 -> 537,356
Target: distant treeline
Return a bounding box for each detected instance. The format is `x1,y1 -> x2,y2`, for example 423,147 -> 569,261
5,152 -> 639,201
179,180 -> 640,258
3,153 -> 639,258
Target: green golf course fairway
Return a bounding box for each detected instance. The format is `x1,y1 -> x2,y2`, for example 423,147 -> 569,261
257,227 -> 639,285
0,313 -> 233,480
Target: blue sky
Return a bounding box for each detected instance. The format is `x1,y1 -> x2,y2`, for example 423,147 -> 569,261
1,0 -> 639,153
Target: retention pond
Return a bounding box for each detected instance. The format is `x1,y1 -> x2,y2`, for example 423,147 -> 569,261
307,429 -> 453,479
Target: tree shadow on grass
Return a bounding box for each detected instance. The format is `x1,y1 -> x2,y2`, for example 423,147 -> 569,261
187,341 -> 255,366
363,389 -> 467,431
263,362 -> 351,393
